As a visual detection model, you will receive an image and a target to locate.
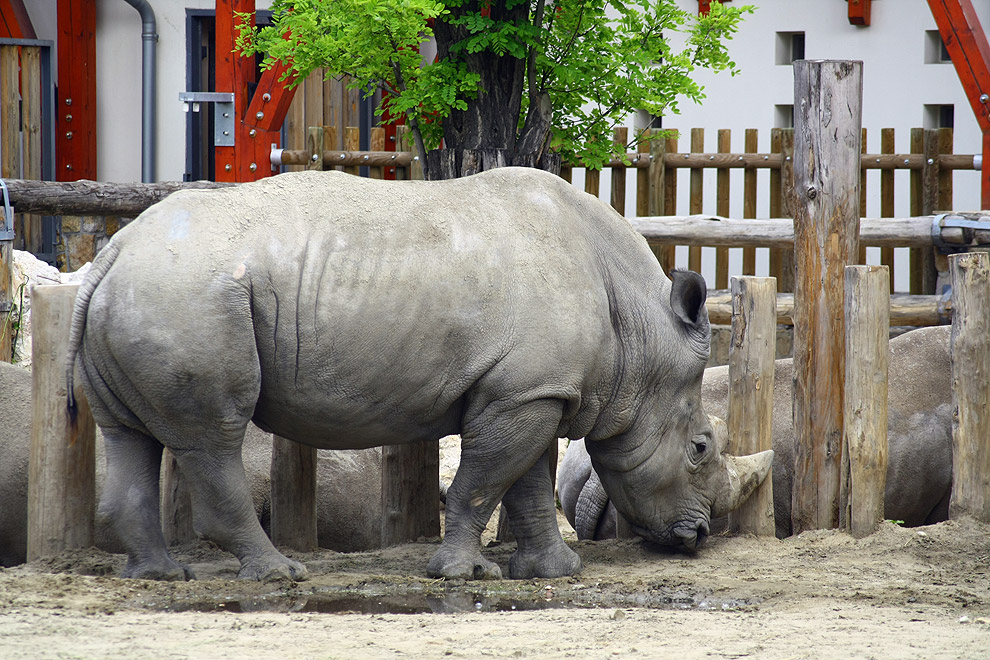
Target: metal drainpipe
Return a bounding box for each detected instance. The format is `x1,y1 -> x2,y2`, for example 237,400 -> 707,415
122,0 -> 158,182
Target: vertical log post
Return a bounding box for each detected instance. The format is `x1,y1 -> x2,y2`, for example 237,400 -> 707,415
948,252 -> 990,522
688,128 -> 704,273
27,284 -> 96,560
161,449 -> 196,545
381,441 -> 440,546
840,265 -> 889,538
270,436 -> 318,551
791,60 -> 863,533
0,232 -> 11,363
727,276 -> 777,536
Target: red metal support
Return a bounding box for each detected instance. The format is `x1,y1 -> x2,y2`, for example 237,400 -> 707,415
698,1 -> 732,16
0,0 -> 36,38
848,0 -> 872,26
55,0 -> 97,181
928,0 -> 990,208
214,0 -> 298,183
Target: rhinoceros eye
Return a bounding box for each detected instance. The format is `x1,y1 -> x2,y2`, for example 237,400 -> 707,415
691,436 -> 708,461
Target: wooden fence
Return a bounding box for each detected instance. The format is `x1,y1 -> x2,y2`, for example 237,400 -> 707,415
0,38 -> 54,363
275,122 -> 969,297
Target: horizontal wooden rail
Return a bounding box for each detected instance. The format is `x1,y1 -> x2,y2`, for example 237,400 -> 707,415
270,149 -> 978,172
705,291 -> 951,326
632,215 -> 937,248
4,179 -> 235,217
273,149 -> 415,168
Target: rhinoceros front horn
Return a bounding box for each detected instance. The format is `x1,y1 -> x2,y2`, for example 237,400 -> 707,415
711,450 -> 774,518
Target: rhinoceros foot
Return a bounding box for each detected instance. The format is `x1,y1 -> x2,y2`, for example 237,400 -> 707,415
427,548 -> 502,580
508,541 -> 582,579
237,553 -> 309,582
122,556 -> 195,582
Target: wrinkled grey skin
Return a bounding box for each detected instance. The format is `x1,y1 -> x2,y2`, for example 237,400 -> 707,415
66,167 -> 769,582
559,325 -> 954,540
0,361 -> 31,567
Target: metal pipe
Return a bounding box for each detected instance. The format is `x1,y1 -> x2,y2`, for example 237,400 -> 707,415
122,0 -> 158,182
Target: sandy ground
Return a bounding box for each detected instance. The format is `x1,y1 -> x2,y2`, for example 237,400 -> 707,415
1,514 -> 988,659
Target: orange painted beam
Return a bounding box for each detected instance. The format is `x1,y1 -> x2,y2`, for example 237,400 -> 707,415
848,0 -> 871,26
0,0 -> 36,38
56,0 -> 96,181
927,0 -> 990,207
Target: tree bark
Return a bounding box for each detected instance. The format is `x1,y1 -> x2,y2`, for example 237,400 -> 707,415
429,3 -> 559,179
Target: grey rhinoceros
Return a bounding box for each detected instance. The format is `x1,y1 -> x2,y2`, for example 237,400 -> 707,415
65,167 -> 772,582
559,325 -> 954,540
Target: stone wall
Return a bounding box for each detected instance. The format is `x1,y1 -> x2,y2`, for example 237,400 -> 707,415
58,215 -> 124,272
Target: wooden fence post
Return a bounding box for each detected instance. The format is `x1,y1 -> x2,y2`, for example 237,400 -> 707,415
27,284 -> 96,560
270,436 -> 318,550
610,127 -> 628,214
791,59 -> 863,533
727,276 -> 777,536
381,440 -> 440,546
948,251 -> 990,522
0,232 -> 11,363
161,449 -> 196,544
840,265 -> 889,538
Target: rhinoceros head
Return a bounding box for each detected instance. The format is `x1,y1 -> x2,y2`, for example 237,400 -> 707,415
586,269 -> 773,551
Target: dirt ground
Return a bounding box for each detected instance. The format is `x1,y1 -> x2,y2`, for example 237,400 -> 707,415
1,513 -> 988,659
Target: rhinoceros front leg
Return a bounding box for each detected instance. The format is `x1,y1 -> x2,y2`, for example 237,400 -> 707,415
428,398 -> 565,580
172,443 -> 308,581
100,427 -> 194,581
502,447 -> 582,579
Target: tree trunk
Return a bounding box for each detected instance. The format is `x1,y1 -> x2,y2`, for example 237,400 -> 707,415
430,4 -> 559,180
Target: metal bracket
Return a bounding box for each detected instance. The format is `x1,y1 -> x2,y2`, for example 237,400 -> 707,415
931,212 -> 990,254
0,179 -> 14,241
179,92 -> 236,147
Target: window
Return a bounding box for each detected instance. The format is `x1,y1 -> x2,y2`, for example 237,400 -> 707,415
774,104 -> 794,129
776,32 -> 805,66
924,104 -> 954,129
925,30 -> 952,64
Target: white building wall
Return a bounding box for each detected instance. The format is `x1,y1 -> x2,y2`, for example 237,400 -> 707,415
26,0 -> 272,184
655,0 -> 987,289
24,1 -> 987,288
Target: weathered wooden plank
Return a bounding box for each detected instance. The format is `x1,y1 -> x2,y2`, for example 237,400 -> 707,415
742,129 -> 758,276
27,284 -> 96,561
306,126 -> 324,171
880,128 -> 895,291
2,179 -> 234,217
381,440 -> 440,546
270,436 -> 318,551
705,290 -> 948,327
840,265 -> 889,538
20,46 -> 42,253
727,276 -> 777,537
791,60 -> 863,533
632,215 -> 933,248
369,126 -> 386,179
689,128 -> 704,272
716,129 -> 731,289
948,251 -> 990,523
344,126 -> 361,176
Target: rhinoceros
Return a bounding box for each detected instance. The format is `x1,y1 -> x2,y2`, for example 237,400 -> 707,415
559,325 -> 954,540
65,167 -> 772,582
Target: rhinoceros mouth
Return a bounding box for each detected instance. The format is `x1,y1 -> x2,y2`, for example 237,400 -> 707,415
630,519 -> 710,552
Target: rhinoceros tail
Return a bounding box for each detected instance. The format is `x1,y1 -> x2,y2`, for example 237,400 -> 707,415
66,240 -> 121,430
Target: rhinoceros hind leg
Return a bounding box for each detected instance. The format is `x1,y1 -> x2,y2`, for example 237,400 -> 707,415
503,448 -> 582,579
100,427 -> 194,581
171,443 -> 309,582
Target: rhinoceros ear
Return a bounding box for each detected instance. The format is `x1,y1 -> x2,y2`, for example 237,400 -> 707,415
670,269 -> 708,328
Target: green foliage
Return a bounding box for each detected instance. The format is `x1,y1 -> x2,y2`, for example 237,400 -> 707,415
237,1 -> 752,167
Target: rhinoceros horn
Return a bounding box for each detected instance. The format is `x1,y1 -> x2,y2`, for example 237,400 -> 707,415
711,449 -> 775,518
